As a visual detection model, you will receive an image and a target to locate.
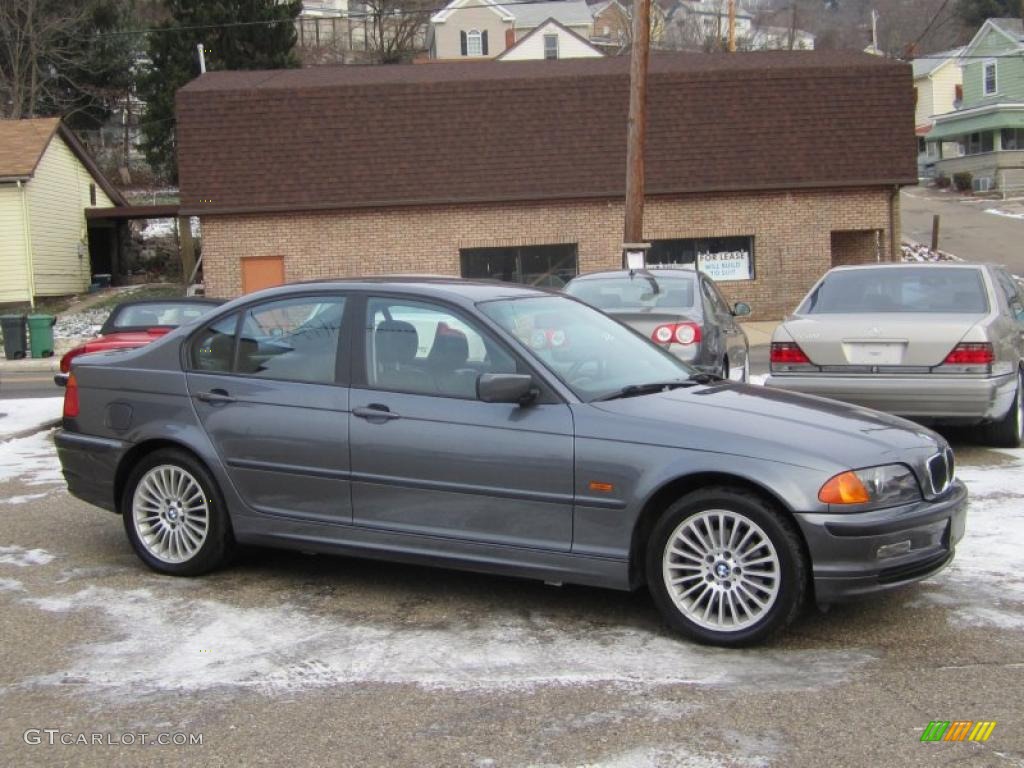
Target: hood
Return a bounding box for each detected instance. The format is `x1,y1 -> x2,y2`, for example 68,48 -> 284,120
578,381 -> 943,473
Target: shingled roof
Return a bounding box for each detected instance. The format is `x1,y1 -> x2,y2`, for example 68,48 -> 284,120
0,117 -> 126,204
176,51 -> 917,216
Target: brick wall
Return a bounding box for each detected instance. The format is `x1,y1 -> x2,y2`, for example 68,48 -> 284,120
200,186 -> 897,320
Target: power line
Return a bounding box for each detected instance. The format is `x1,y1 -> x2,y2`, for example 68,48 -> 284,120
84,1 -> 572,38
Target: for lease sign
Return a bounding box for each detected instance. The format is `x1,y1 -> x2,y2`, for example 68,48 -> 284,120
697,248 -> 751,281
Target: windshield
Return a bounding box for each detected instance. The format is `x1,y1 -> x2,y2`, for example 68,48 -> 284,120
800,268 -> 989,314
479,295 -> 692,400
565,273 -> 696,312
108,302 -> 220,330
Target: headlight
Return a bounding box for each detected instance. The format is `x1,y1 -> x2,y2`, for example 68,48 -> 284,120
818,464 -> 921,507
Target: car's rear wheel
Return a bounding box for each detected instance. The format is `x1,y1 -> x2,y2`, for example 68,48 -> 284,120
122,448 -> 233,576
646,487 -> 807,646
980,369 -> 1023,448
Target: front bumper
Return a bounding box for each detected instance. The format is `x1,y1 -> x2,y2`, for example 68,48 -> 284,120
794,479 -> 967,603
764,372 -> 1015,423
54,429 -> 126,513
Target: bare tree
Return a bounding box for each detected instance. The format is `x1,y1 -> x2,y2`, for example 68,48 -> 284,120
0,0 -> 89,118
362,0 -> 431,64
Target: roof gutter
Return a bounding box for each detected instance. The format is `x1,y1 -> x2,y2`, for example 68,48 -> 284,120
17,180 -> 36,307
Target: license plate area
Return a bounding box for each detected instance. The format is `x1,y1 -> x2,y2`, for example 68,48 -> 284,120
842,342 -> 906,365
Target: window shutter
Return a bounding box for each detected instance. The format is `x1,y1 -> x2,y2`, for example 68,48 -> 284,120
460,30 -> 467,56
482,30 -> 489,55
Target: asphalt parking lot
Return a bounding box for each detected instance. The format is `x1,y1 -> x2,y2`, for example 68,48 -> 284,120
1,428 -> 1022,768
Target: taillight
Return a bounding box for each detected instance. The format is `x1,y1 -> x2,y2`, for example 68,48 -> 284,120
770,341 -> 818,373
770,342 -> 811,365
942,342 -> 994,366
63,373 -> 79,418
651,322 -> 701,345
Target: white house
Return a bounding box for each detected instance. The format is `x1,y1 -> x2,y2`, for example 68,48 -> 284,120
496,18 -> 605,61
429,0 -> 594,60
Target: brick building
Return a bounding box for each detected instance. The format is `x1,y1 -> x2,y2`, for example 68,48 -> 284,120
176,52 -> 917,318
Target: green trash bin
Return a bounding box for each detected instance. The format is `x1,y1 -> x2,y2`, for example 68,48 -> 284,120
1,314 -> 28,359
27,314 -> 56,359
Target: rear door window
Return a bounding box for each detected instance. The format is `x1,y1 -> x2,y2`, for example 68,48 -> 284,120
191,314 -> 239,372
236,297 -> 346,384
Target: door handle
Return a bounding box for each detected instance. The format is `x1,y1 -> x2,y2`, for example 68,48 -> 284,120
196,389 -> 236,405
353,404 -> 400,421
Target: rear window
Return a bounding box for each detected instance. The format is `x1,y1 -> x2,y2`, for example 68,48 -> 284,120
800,268 -> 989,314
109,302 -> 219,330
565,274 -> 695,312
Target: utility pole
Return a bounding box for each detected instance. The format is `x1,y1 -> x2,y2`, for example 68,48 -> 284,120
622,0 -> 651,263
728,0 -> 737,52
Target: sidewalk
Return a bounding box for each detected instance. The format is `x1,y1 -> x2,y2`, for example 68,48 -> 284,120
740,320 -> 778,347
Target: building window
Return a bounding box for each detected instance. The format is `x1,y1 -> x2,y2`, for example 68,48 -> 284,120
647,236 -> 755,281
1002,128 -> 1024,151
544,34 -> 558,60
926,141 -> 940,159
984,60 -> 997,96
460,244 -> 578,288
467,29 -> 482,56
964,131 -> 995,155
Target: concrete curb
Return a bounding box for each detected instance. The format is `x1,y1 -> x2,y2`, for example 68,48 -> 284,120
0,357 -> 61,373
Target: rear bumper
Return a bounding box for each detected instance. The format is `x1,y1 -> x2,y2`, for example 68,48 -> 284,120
764,372 -> 1016,423
54,430 -> 126,513
794,480 -> 968,603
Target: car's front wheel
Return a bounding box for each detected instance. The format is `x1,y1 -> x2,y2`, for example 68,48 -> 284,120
646,487 -> 807,646
122,448 -> 233,576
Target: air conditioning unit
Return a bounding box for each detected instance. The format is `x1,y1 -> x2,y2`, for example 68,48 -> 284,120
973,177 -> 993,193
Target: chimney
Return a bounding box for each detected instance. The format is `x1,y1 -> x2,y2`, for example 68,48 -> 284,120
505,28 -> 516,50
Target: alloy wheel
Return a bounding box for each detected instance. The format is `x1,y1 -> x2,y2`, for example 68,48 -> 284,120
661,509 -> 781,632
132,464 -> 210,564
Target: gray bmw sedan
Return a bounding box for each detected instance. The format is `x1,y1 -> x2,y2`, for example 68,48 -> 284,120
55,279 -> 966,646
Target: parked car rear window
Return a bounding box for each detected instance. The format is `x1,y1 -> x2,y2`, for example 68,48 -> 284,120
109,302 -> 219,330
800,268 -> 990,314
565,274 -> 695,312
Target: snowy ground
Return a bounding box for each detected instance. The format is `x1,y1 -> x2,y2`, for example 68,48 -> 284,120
0,397 -> 62,440
986,207 -> 1024,222
1,409 -> 1022,765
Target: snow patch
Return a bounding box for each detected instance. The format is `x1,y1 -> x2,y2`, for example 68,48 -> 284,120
0,545 -> 55,568
0,398 -> 63,439
919,454 -> 1024,628
985,208 -> 1024,221
23,586 -> 874,698
748,374 -> 767,387
0,577 -> 24,592
579,746 -> 771,768
0,430 -> 63,486
1,492 -> 50,505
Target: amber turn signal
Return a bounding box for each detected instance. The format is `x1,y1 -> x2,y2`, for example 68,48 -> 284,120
818,471 -> 870,504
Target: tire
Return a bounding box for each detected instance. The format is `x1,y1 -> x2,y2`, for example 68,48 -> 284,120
121,448 -> 233,576
980,369 -> 1023,448
645,486 -> 807,647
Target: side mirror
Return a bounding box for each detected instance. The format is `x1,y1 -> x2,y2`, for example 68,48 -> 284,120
732,302 -> 752,317
477,373 -> 536,405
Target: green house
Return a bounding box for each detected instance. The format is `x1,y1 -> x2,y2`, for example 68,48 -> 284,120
927,18 -> 1024,193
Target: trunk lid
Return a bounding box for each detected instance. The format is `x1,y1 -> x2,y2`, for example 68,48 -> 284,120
782,314 -> 986,368
608,310 -> 702,346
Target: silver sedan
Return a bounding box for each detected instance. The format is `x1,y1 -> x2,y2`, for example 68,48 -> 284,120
564,268 -> 752,382
765,263 -> 1024,446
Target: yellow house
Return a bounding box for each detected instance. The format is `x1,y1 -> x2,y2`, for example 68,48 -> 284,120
0,118 -> 125,305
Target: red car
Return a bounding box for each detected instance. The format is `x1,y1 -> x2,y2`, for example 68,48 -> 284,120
56,298 -> 223,385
